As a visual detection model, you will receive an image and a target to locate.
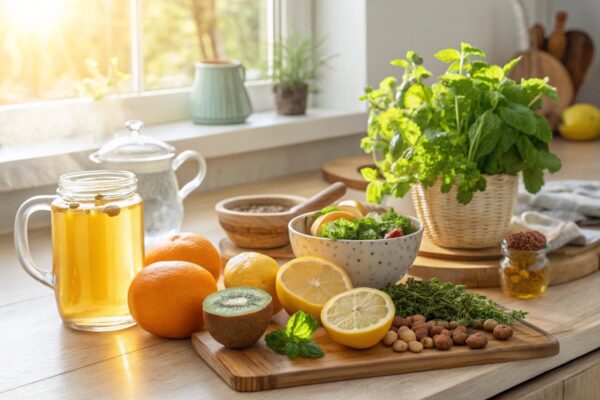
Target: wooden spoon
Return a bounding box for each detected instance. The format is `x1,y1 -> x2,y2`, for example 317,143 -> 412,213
564,30 -> 595,95
289,182 -> 347,216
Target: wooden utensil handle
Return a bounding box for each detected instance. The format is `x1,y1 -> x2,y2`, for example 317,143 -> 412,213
290,182 -> 347,215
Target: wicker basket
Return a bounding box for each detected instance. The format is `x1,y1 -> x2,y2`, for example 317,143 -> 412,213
411,174 -> 518,249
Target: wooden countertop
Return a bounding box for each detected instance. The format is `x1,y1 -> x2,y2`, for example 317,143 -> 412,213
0,138 -> 599,399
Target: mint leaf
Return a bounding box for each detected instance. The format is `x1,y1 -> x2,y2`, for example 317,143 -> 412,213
523,166 -> 544,193
499,103 -> 537,136
503,56 -> 522,74
360,167 -> 379,182
461,42 -> 486,57
265,311 -> 324,359
298,341 -> 325,358
287,311 -> 318,340
434,48 -> 461,63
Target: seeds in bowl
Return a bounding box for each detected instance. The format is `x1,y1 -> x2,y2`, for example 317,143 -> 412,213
229,204 -> 290,214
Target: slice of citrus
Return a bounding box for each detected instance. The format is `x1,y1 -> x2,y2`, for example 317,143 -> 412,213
321,287 -> 395,349
276,256 -> 353,321
310,210 -> 357,236
337,199 -> 366,216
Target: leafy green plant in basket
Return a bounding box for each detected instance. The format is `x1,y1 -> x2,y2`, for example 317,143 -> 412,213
360,43 -> 561,205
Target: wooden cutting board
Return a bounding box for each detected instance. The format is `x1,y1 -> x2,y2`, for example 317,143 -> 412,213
321,154 -> 372,191
192,318 -> 558,392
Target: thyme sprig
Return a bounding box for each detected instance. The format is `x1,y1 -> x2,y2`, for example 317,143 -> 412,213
382,278 -> 527,326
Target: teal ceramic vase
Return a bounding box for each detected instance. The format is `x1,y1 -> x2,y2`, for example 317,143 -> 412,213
190,61 -> 253,125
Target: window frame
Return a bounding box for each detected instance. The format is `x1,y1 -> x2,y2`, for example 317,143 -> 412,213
0,0 -> 313,129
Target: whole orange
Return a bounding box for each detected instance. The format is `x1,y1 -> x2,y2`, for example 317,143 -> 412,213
128,261 -> 217,338
145,232 -> 221,280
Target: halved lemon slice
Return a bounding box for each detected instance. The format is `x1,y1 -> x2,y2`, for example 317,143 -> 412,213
337,199 -> 366,216
276,256 -> 353,321
310,211 -> 357,236
321,287 -> 395,349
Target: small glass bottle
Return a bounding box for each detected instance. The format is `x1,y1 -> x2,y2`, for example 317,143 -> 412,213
499,240 -> 550,300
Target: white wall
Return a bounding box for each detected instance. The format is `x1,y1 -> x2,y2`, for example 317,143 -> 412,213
315,0 -> 599,108
365,0 -> 527,84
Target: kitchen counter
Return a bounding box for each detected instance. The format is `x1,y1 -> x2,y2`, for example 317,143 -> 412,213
0,138 -> 599,399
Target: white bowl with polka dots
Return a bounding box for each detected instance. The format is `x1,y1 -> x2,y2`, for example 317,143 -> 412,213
288,211 -> 423,289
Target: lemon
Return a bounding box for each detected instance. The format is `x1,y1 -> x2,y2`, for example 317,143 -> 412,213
337,199 -> 366,216
310,211 -> 357,236
321,287 -> 395,349
224,252 -> 282,313
559,103 -> 600,141
275,256 -> 353,321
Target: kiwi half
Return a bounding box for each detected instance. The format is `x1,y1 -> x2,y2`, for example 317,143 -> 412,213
203,286 -> 273,349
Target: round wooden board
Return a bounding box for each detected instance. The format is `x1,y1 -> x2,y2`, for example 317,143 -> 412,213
219,238 -> 295,263
321,154 -> 372,191
410,248 -> 599,288
418,236 -> 501,261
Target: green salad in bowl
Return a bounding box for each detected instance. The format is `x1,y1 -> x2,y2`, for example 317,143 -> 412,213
314,207 -> 415,240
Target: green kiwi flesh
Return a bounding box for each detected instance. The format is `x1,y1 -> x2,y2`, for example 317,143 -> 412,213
203,286 -> 273,349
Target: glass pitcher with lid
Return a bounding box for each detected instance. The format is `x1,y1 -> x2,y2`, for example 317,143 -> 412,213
90,120 -> 206,242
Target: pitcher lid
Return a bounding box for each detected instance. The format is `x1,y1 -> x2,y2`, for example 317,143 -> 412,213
90,120 -> 175,164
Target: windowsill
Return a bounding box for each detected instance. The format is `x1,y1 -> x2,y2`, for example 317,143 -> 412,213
0,108 -> 367,192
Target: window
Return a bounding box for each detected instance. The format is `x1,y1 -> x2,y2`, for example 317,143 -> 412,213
0,0 -> 271,106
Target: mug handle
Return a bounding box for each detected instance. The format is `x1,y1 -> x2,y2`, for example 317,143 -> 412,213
14,196 -> 55,289
172,150 -> 207,201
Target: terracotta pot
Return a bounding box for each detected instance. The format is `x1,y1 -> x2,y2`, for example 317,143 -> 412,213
273,83 -> 308,115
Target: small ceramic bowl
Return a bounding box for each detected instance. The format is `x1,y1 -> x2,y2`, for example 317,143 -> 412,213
216,194 -> 306,249
288,210 -> 424,288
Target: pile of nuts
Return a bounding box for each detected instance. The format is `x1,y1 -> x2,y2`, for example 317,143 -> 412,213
381,315 -> 514,353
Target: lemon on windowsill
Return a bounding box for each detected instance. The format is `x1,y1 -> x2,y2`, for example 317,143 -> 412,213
558,103 -> 600,141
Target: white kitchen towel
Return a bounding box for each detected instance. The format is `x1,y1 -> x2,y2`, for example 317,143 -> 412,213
513,180 -> 600,248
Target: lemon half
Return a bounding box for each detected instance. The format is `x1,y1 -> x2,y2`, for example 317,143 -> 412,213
275,256 -> 353,321
321,287 -> 395,349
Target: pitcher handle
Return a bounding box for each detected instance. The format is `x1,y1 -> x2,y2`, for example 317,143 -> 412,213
239,64 -> 246,82
14,196 -> 55,289
172,150 -> 207,201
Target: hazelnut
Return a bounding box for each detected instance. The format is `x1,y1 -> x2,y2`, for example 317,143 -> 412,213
449,321 -> 460,330
397,326 -> 410,332
473,320 -> 483,329
414,328 -> 429,341
412,314 -> 426,323
408,340 -> 423,353
466,333 -> 488,349
103,204 -> 120,217
429,325 -> 444,336
411,322 -> 431,332
452,331 -> 468,346
399,329 -> 416,343
421,337 -> 434,349
382,330 -> 398,346
392,340 -> 408,352
436,320 -> 449,329
454,325 -> 467,333
433,334 -> 453,350
493,324 -> 514,340
440,329 -> 451,337
483,319 -> 498,332
393,316 -> 410,327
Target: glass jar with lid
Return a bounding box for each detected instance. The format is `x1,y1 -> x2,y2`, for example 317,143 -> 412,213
89,120 -> 206,242
499,231 -> 551,300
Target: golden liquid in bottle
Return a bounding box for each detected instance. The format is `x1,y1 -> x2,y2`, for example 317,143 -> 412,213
51,196 -> 144,331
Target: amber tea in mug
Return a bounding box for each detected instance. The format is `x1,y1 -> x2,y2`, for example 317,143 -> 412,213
15,171 -> 144,331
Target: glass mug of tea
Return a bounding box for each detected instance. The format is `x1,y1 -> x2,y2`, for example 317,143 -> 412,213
14,171 -> 144,331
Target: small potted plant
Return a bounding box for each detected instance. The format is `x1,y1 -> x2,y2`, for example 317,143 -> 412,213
360,43 -> 561,248
271,34 -> 330,115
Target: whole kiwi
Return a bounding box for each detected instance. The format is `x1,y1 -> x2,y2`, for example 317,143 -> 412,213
203,286 -> 273,349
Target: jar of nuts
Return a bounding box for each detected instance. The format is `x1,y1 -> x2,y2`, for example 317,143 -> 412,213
499,231 -> 550,300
